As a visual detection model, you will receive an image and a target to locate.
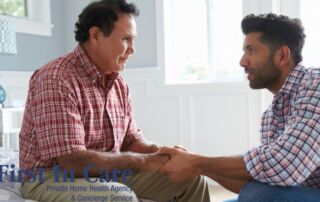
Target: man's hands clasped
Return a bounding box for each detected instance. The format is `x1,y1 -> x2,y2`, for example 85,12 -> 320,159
142,145 -> 202,182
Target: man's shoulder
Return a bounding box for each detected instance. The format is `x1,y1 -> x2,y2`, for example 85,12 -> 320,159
31,52 -> 78,83
305,67 -> 320,78
302,67 -> 320,86
292,66 -> 320,97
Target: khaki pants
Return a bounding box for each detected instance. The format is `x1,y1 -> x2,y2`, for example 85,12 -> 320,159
21,171 -> 210,202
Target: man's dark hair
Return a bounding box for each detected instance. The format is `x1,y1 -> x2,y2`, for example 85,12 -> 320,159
75,0 -> 139,43
241,13 -> 305,65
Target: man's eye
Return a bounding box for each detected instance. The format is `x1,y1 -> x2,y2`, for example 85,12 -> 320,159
247,47 -> 255,54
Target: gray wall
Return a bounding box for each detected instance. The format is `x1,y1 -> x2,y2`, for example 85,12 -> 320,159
0,0 -> 157,71
127,0 -> 157,68
0,0 -> 66,71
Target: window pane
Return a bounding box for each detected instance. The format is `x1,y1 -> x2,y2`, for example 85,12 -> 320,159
165,0 -> 209,83
207,0 -> 243,82
165,0 -> 243,84
0,0 -> 26,17
300,0 -> 320,67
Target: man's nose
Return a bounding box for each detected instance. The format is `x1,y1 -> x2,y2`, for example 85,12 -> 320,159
127,41 -> 135,55
239,54 -> 248,68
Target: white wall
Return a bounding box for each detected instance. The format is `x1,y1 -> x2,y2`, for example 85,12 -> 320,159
64,0 -> 93,52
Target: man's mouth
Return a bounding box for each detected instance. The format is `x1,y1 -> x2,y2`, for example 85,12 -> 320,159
118,57 -> 128,65
244,68 -> 254,74
245,68 -> 254,80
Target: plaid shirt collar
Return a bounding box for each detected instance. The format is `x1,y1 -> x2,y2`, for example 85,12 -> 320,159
73,45 -> 119,85
276,64 -> 306,97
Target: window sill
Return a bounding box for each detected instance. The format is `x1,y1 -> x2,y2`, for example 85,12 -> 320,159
13,17 -> 53,37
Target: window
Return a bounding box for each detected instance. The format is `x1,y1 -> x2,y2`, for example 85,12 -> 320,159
300,0 -> 320,67
0,0 -> 26,17
0,0 -> 52,36
164,0 -> 244,84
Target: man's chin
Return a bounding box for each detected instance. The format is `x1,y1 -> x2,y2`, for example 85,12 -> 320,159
114,65 -> 125,72
119,66 -> 125,72
249,82 -> 264,89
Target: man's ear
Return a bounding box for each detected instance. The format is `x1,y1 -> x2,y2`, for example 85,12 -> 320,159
275,45 -> 291,66
88,26 -> 101,46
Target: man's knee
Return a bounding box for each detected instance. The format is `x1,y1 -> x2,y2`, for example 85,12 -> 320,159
191,175 -> 208,186
22,179 -> 139,202
237,181 -> 318,202
67,181 -> 139,202
185,175 -> 210,201
186,175 -> 209,193
238,181 -> 278,202
105,182 -> 139,202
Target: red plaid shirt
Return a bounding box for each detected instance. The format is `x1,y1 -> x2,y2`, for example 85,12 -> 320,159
19,46 -> 143,170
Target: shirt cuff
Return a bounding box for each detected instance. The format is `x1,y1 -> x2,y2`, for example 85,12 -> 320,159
123,130 -> 143,146
41,144 -> 87,160
243,147 -> 263,181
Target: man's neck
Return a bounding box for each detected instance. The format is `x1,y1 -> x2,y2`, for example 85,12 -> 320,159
269,62 -> 296,95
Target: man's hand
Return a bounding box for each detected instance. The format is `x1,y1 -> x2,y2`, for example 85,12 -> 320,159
159,147 -> 201,182
141,152 -> 170,172
173,144 -> 188,151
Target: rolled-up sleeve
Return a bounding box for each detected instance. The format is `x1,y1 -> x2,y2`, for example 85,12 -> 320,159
32,77 -> 87,160
244,82 -> 320,186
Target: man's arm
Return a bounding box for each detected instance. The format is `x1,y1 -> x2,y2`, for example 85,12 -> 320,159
199,155 -> 253,181
121,139 -> 160,153
206,173 -> 246,193
57,150 -> 169,177
160,147 -> 252,192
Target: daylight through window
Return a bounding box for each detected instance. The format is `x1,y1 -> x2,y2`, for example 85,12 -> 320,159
164,0 -> 244,84
0,0 -> 26,18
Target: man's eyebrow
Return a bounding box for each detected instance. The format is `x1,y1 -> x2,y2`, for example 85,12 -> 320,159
243,44 -> 256,51
244,45 -> 254,49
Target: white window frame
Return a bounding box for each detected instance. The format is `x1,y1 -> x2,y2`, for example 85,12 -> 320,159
4,0 -> 53,36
